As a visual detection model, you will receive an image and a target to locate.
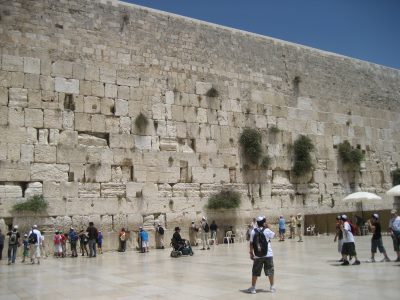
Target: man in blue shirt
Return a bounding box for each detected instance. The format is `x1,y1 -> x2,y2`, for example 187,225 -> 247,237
278,216 -> 286,242
139,227 -> 149,253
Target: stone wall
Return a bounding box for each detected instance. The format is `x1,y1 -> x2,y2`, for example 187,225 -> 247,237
0,0 -> 399,233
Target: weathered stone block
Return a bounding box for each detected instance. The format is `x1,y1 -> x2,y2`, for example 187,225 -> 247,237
2,55 -> 23,72
78,183 -> 101,198
8,107 -> 24,127
20,144 -> 34,163
24,108 -> 43,127
43,181 -> 61,198
91,114 -> 106,132
195,82 -> 212,95
75,113 -> 91,131
43,109 -> 62,129
34,145 -> 56,163
25,182 -> 43,198
23,57 -> 41,74
117,85 -> 130,100
24,73 -> 40,89
115,99 -> 128,116
85,65 -> 99,81
9,88 -> 28,107
91,81 -> 104,97
0,161 -> 30,181
31,163 -> 69,181
52,61 -> 72,78
60,182 -> 79,198
57,145 -> 87,163
105,83 -> 117,98
135,135 -> 152,150
100,67 -> 116,83
83,96 -> 101,114
101,97 -> 114,116
0,87 -> 8,106
55,77 -> 79,94
110,133 -> 134,149
116,69 -> 139,87
100,182 -> 126,198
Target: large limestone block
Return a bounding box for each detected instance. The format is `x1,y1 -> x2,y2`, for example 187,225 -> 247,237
78,134 -> 107,147
100,67 -> 116,84
101,97 -> 114,116
116,69 -> 139,87
83,96 -> 101,114
52,61 -> 72,78
126,182 -> 145,198
31,163 -> 69,181
74,113 -> 91,131
120,117 -> 131,134
0,184 -> 23,198
43,181 -> 61,198
43,109 -> 62,129
55,77 -> 79,94
62,110 -> 74,130
85,65 -> 99,81
0,106 -> 7,125
91,81 -> 105,97
91,114 -> 106,132
25,182 -> 43,198
69,163 -> 85,182
195,82 -> 212,95
117,85 -> 130,100
57,145 -> 87,163
25,108 -> 44,127
2,55 -> 23,72
85,163 -> 111,182
105,84 -> 117,98
27,90 -> 41,108
110,133 -> 134,149
115,99 -> 128,116
9,88 -> 28,107
24,73 -> 40,89
0,87 -> 8,105
22,56 -> 41,74
20,144 -> 34,163
34,145 -> 56,163
78,183 -> 101,198
135,135 -> 151,150
0,161 -> 30,181
72,63 -> 85,80
60,182 -> 79,198
58,130 -> 78,146
8,107 -> 24,127
100,182 -> 126,198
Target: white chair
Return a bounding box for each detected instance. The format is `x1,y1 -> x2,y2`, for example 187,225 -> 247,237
223,231 -> 233,244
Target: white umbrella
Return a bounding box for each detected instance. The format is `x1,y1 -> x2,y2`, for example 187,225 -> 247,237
343,192 -> 382,202
386,185 -> 400,197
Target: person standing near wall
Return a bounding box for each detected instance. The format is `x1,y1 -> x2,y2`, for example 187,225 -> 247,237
340,215 -> 360,265
210,220 -> 218,245
296,213 -> 303,242
119,228 -> 127,252
278,216 -> 286,242
7,225 -> 20,265
189,221 -> 198,246
334,215 -> 344,261
0,229 -> 4,261
200,217 -> 210,250
389,209 -> 400,262
289,215 -> 296,239
367,214 -> 390,262
155,223 -> 165,249
86,222 -> 98,258
28,225 -> 42,265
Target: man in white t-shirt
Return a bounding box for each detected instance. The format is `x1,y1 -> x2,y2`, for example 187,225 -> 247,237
27,225 -> 42,265
247,216 -> 276,294
340,215 -> 360,266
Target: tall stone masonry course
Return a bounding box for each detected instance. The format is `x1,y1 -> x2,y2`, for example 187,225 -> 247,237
0,0 -> 399,234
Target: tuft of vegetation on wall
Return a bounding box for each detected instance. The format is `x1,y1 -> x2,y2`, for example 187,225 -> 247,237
135,112 -> 148,132
338,140 -> 364,170
205,87 -> 219,97
260,156 -> 270,169
12,195 -> 48,213
292,135 -> 314,176
239,128 -> 262,165
269,126 -> 280,134
207,189 -> 241,209
391,168 -> 400,185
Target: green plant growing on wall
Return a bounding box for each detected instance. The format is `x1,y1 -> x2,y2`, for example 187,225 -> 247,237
260,156 -> 271,169
338,140 -> 364,170
269,126 -> 280,134
239,128 -> 262,165
12,195 -> 48,213
292,135 -> 314,176
135,112 -> 148,132
391,168 -> 400,185
206,87 -> 219,97
207,189 -> 241,209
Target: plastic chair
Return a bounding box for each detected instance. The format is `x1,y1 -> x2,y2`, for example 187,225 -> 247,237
223,231 -> 233,244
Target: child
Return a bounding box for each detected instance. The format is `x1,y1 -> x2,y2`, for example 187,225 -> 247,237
54,231 -> 62,258
21,234 -> 29,263
97,231 -> 103,254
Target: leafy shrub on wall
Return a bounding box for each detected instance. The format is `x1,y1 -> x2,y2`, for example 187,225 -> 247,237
292,135 -> 314,176
207,190 -> 241,209
12,195 -> 48,213
239,128 -> 262,165
338,140 -> 364,170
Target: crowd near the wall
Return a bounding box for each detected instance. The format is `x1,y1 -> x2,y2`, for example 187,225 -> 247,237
1,211 -> 399,293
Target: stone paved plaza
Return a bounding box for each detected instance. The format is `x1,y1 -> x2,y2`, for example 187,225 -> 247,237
0,235 -> 398,299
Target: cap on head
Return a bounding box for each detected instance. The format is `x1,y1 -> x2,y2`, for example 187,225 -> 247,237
256,215 -> 266,226
341,214 -> 348,221
13,225 -> 18,229
336,215 -> 341,220
24,234 -> 28,237
202,216 -> 206,220
372,213 -> 379,219
297,213 -> 301,216
33,224 -> 38,229
174,226 -> 180,231
391,209 -> 397,214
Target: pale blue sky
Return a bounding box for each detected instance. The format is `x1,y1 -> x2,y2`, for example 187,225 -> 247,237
123,0 -> 400,70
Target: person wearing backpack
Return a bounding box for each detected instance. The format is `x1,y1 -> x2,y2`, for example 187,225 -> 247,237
68,227 -> 79,257
7,225 -> 21,265
340,215 -> 360,265
27,225 -> 42,264
247,216 -> 276,294
155,223 -> 165,249
200,217 -> 210,250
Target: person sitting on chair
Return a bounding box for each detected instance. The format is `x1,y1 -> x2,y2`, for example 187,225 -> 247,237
171,227 -> 193,255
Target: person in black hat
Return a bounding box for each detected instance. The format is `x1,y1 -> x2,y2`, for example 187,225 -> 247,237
171,227 -> 193,255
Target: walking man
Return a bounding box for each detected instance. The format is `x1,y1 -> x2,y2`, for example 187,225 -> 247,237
86,222 -> 98,257
247,216 -> 276,294
278,216 -> 286,241
340,215 -> 360,265
28,225 -> 42,264
389,209 -> 400,262
289,215 -> 296,239
200,217 -> 210,250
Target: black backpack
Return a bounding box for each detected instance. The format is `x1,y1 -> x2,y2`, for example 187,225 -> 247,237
204,223 -> 210,233
252,228 -> 268,257
158,226 -> 164,235
28,231 -> 38,244
9,231 -> 18,245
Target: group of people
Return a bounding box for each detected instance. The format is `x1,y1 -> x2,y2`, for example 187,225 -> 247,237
0,222 -> 102,265
333,209 -> 400,265
188,217 -> 218,250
